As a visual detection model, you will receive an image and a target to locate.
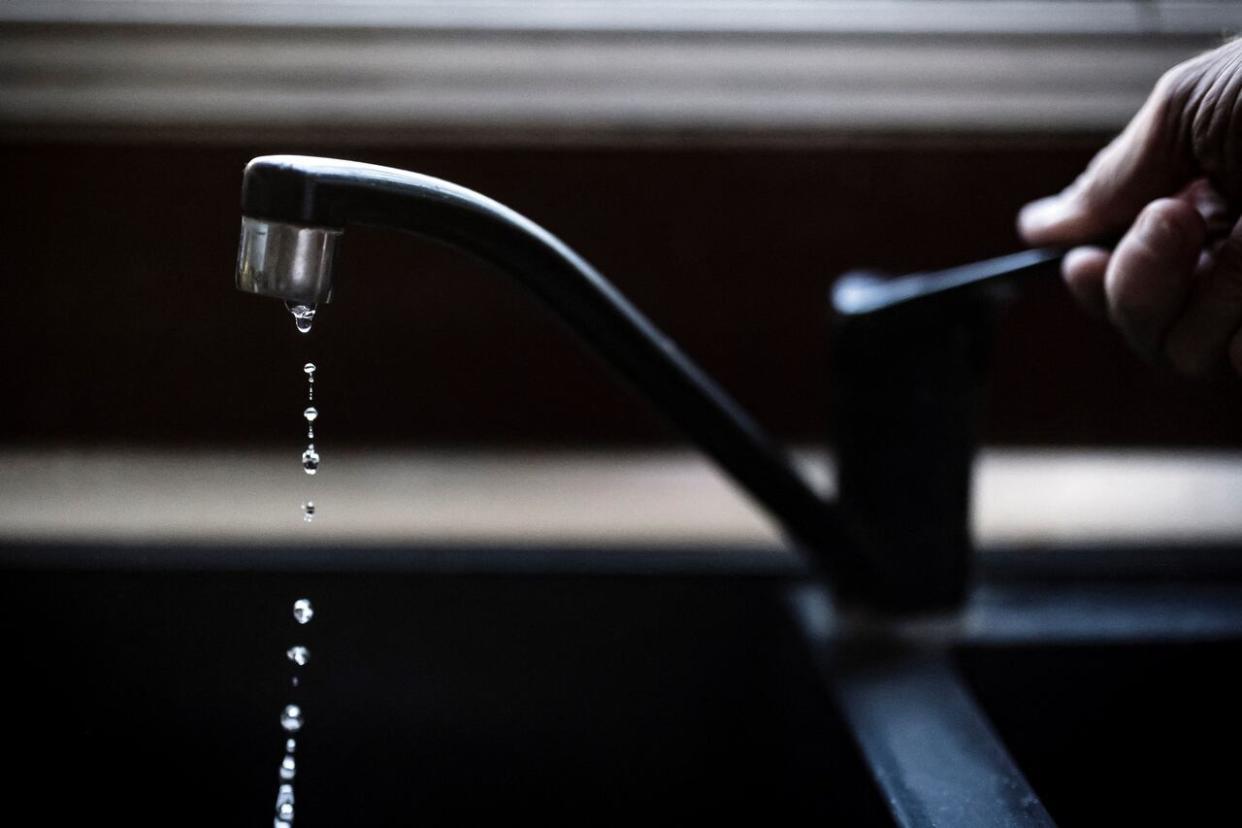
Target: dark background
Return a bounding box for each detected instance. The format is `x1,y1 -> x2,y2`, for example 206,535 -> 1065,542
5,139 -> 1241,449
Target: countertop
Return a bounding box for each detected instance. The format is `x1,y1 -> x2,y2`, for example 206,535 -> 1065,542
1,448 -> 1240,549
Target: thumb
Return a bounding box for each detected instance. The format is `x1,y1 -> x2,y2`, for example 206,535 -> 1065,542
1019,74 -> 1195,246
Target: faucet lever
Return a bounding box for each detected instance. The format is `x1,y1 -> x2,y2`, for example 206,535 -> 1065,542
832,247 -> 1065,319
829,247 -> 1071,610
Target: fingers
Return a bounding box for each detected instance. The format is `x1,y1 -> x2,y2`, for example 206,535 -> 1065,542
1015,40 -> 1242,378
1178,177 -> 1233,241
1061,246 -> 1111,317
1055,181 -> 1223,355
1058,194 -> 1207,338
1018,68 -> 1196,247
1165,213 -> 1242,376
1103,198 -> 1206,358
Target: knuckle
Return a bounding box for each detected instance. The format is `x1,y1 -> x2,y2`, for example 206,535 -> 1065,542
1137,201 -> 1180,246
1137,198 -> 1201,251
1154,61 -> 1192,100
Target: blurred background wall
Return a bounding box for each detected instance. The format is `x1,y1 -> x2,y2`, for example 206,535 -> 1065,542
3,0 -> 1240,450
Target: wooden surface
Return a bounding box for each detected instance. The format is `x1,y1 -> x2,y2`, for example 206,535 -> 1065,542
2,448 -> 1239,548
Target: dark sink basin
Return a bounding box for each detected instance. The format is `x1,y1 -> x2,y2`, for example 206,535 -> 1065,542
7,540 -> 1242,826
0,544 -> 891,825
959,640 -> 1242,827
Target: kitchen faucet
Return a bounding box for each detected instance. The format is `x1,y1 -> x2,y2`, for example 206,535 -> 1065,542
235,155 -> 1064,611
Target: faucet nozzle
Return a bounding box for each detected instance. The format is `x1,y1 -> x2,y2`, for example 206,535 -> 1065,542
235,216 -> 340,306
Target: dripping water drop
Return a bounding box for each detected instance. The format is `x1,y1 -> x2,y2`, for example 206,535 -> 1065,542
301,446 -> 320,475
280,754 -> 296,781
276,785 -> 295,816
302,501 -> 315,523
287,645 -> 310,667
292,599 -> 314,625
286,738 -> 296,754
303,407 -> 318,422
286,303 -> 316,334
281,704 -> 303,733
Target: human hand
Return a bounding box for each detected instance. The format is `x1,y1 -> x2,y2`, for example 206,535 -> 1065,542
1018,39 -> 1242,377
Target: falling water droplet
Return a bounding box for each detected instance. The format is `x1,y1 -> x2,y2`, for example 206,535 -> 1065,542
301,446 -> 320,475
287,646 -> 310,667
304,407 -> 318,422
292,599 -> 314,625
286,303 -> 316,334
280,754 -> 297,780
275,820 -> 291,828
303,362 -> 316,376
281,704 -> 303,733
276,784 -> 294,815
301,501 -> 315,523
286,738 -> 296,754
292,676 -> 300,687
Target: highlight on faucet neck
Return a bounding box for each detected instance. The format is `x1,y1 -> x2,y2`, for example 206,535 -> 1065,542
235,215 -> 341,306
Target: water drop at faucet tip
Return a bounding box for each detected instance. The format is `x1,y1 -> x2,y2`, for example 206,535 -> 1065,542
286,303 -> 316,334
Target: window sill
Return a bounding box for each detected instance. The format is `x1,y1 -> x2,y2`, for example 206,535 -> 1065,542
1,1 -> 1237,144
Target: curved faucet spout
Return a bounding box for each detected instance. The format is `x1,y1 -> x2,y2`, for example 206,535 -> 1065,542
235,155 -> 845,568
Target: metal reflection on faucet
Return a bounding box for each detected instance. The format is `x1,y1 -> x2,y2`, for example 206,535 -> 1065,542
235,216 -> 340,306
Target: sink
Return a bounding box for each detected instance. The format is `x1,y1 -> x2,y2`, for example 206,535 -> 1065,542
959,640 -> 1242,826
786,545 -> 1242,828
951,547 -> 1242,825
0,544 -> 891,824
8,540 -> 1242,825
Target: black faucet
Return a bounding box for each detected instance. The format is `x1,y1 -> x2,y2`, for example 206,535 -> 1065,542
830,251 -> 1064,608
235,155 -> 1063,612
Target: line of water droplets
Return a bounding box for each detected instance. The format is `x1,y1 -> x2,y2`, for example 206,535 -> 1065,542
278,300 -> 319,826
275,597 -> 313,827
301,363 -> 319,488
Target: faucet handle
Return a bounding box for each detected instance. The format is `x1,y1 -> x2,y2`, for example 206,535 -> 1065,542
831,247 -> 1065,319
828,248 -> 1067,611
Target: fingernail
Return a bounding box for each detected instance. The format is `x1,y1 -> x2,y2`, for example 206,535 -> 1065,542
1018,196 -> 1069,238
1063,245 -> 1108,276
